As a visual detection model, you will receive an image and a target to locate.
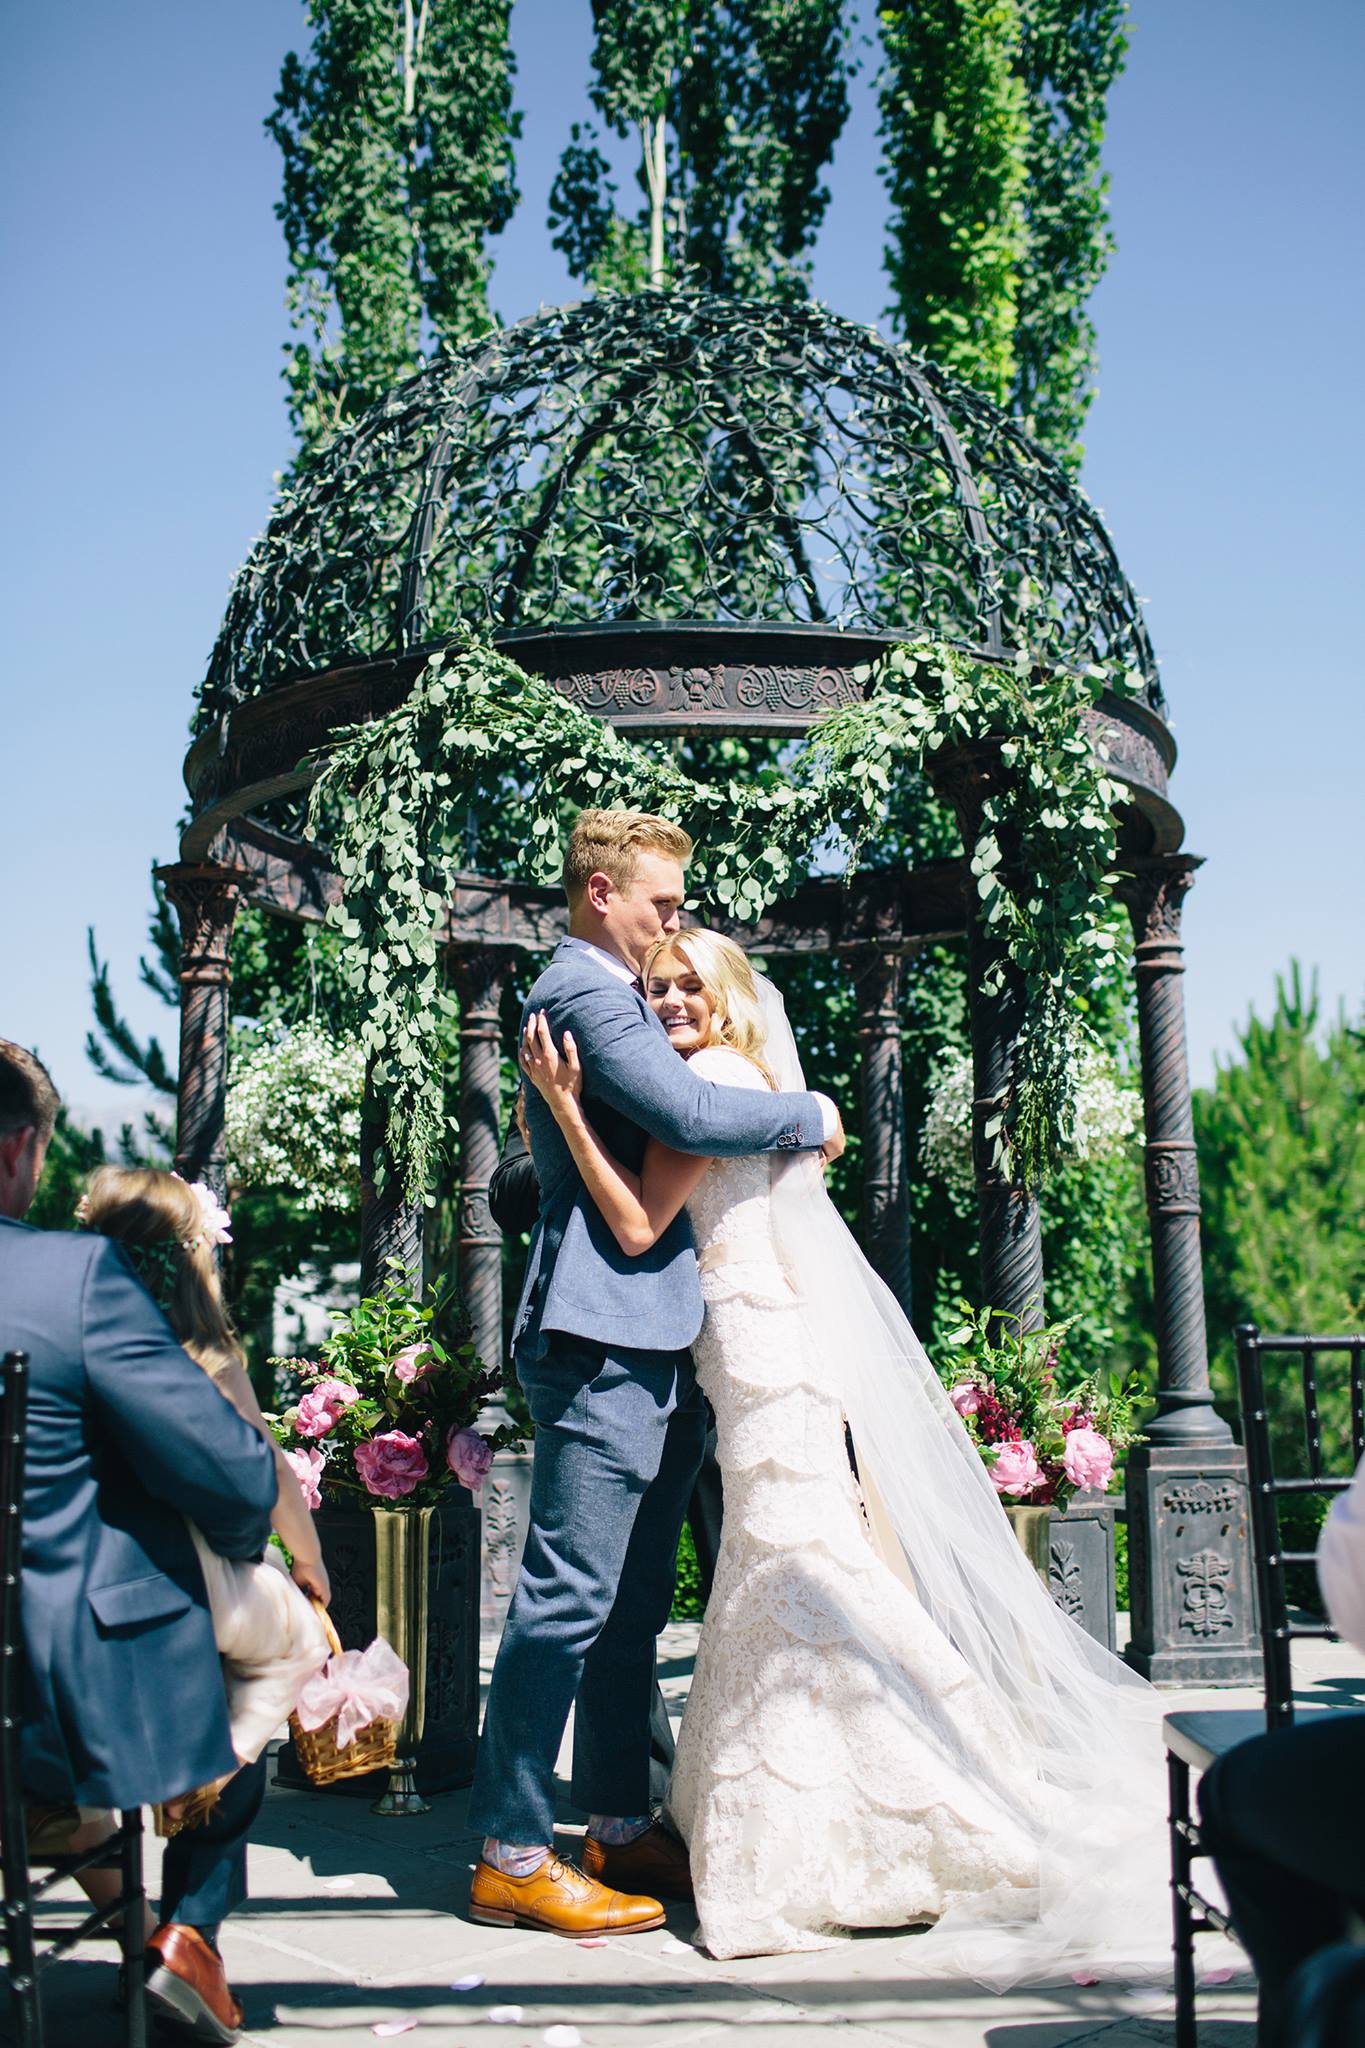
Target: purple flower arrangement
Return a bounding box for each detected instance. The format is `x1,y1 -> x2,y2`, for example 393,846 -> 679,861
938,1299 -> 1143,1511
268,1268 -> 521,1511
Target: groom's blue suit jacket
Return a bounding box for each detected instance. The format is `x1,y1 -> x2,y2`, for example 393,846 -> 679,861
0,1216 -> 277,1809
513,940 -> 826,1361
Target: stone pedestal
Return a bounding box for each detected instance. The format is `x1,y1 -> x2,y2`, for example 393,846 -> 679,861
480,1447 -> 533,1627
275,1489 -> 481,1794
1124,1443 -> 1259,1685
1047,1496 -> 1117,1653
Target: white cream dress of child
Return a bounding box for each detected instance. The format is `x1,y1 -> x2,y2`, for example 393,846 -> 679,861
663,999 -> 1172,1987
188,1531 -> 329,1769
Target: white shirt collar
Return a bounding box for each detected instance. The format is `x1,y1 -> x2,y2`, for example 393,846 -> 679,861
562,935 -> 641,988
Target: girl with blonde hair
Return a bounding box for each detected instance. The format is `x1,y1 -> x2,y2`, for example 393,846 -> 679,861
77,1167 -> 328,1810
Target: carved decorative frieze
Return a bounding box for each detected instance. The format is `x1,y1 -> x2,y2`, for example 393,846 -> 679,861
1145,1141 -> 1202,1216
483,1475 -> 523,1606
1177,1548 -> 1235,1637
1162,1479 -> 1239,1517
1049,1538 -> 1085,1619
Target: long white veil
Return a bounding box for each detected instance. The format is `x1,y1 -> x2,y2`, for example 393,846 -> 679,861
754,974 -> 1174,1988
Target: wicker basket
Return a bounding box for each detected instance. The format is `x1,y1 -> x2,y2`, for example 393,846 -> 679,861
288,1600 -> 400,1787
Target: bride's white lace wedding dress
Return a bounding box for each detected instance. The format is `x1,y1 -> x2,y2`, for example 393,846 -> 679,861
666,1047 -> 1055,1961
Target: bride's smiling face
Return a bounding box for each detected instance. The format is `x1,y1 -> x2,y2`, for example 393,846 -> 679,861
647,947 -> 714,1055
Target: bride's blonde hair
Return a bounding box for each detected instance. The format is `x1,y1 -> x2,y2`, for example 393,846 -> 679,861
78,1166 -> 241,1378
644,928 -> 775,1086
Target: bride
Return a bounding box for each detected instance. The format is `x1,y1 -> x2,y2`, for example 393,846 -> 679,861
520,926 -> 1169,1983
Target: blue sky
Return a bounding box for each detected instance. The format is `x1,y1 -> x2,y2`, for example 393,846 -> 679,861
3,0 -> 1362,1135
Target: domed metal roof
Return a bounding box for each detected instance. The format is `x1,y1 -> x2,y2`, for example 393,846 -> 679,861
199,291 -> 1160,729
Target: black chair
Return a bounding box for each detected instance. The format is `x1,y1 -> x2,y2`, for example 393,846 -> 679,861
1163,1323 -> 1365,2048
0,1352 -> 147,2047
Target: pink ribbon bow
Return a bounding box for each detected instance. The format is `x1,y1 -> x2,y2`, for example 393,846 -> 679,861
293,1636 -> 410,1749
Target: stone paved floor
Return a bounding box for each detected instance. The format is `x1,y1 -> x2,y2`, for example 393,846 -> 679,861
14,1626 -> 1365,2047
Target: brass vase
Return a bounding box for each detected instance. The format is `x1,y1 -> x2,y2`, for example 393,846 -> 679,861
371,1505 -> 433,1816
1004,1502 -> 1052,1588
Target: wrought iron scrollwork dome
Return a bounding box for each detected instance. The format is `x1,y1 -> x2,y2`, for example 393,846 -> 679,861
199,291 -> 1160,729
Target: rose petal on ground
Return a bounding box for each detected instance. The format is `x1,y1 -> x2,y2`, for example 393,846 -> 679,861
1202,1966 -> 1235,1984
658,1936 -> 693,1956
451,1975 -> 486,1991
321,1876 -> 356,1892
575,1937 -> 609,1949
372,2023 -> 418,2038
1071,1970 -> 1099,1986
543,2029 -> 582,2047
488,2007 -> 525,2025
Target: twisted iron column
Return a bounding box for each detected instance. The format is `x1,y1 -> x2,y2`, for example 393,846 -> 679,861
1122,856 -> 1227,1445
1119,853 -> 1257,1683
450,948 -> 512,1369
855,945 -> 914,1314
159,864 -> 241,1202
935,747 -> 1045,1332
358,1094 -> 424,1297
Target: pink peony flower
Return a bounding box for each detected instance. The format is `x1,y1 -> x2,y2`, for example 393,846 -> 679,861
1062,1425 -> 1114,1495
354,1430 -> 429,1499
991,1439 -> 1045,1499
284,1444 -> 325,1512
392,1343 -> 436,1385
294,1377 -> 360,1439
447,1428 -> 494,1494
948,1382 -> 981,1417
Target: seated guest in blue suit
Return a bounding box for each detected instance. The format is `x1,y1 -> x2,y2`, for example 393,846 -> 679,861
0,1041 -> 279,2047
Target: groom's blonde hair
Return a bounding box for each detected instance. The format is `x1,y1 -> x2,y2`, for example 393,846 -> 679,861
644,928 -> 775,1087
563,808 -> 693,903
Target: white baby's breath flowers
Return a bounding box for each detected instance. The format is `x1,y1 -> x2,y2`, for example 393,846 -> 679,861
921,1044 -> 1140,1199
225,1022 -> 365,1211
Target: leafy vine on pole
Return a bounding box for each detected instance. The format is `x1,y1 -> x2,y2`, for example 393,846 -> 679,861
308,634 -> 1138,1202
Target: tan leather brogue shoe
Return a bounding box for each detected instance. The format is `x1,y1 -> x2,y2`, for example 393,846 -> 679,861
582,1822 -> 694,1902
469,1855 -> 665,1935
145,1923 -> 243,2043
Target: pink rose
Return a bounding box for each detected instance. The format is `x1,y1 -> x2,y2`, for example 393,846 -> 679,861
948,1382 -> 981,1417
1062,1425 -> 1114,1495
392,1343 -> 435,1385
447,1428 -> 494,1494
354,1430 -> 429,1500
294,1377 -> 360,1439
991,1439 -> 1045,1499
284,1444 -> 325,1512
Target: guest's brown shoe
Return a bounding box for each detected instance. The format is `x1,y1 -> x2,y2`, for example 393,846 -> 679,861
582,1822 -> 694,1903
469,1855 -> 664,1935
145,1923 -> 243,2043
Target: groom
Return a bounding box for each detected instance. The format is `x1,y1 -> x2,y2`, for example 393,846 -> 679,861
467,808 -> 842,1935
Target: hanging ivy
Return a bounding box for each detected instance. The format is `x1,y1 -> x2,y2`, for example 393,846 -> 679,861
308,633 -> 1139,1202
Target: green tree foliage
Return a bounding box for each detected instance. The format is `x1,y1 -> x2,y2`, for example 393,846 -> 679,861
1196,965 -> 1365,1463
549,0 -> 850,297
268,0 -> 520,449
878,0 -> 1127,465
877,0 -> 1029,403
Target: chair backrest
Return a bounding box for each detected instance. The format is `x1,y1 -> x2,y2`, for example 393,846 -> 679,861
0,1352 -> 30,1870
1236,1323 -> 1365,1728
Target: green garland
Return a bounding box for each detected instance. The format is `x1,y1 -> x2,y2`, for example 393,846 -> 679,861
309,632 -> 1138,1201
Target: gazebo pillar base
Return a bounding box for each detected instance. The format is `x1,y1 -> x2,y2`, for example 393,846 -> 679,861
1124,1441 -> 1259,1685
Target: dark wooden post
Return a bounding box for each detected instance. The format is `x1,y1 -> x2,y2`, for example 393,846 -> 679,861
1119,854 -> 1257,1682
159,864 -> 241,1200
855,945 -> 914,1313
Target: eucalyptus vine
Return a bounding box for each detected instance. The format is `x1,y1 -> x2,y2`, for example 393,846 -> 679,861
310,633 -> 1138,1202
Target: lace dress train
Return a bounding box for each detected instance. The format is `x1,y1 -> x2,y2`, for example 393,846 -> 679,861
665,1050 -> 1051,1961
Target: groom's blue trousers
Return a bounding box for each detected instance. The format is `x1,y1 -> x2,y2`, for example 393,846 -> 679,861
467,1333 -> 708,1846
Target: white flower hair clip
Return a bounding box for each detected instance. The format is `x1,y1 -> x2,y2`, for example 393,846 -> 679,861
177,1177 -> 233,1250
74,1193 -> 92,1225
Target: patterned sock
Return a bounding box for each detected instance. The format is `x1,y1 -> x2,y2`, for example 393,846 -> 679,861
587,1813 -> 653,1847
482,1837 -> 550,1877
